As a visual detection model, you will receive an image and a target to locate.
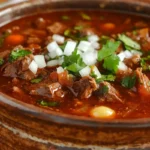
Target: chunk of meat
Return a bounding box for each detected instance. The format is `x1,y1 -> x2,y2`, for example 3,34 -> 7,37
124,54 -> 141,68
27,36 -> 42,44
94,82 -> 123,103
72,76 -> 98,99
47,22 -> 66,34
135,68 -> 150,97
0,50 -> 10,58
48,82 -> 65,98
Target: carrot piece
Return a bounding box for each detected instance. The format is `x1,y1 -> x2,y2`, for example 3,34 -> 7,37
101,23 -> 116,30
5,34 -> 25,45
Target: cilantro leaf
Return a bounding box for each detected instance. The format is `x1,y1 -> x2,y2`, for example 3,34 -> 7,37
74,25 -> 84,31
121,75 -> 136,89
94,85 -> 109,96
37,100 -> 59,107
62,49 -> 86,73
103,54 -> 120,73
61,15 -> 70,20
80,13 -> 91,20
9,49 -> 31,62
140,55 -> 150,71
118,34 -> 141,50
96,74 -> 116,83
0,58 -> 4,65
98,40 -> 120,61
31,77 -> 42,84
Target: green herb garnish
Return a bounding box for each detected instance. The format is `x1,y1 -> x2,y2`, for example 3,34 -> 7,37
80,13 -> 91,20
74,25 -> 84,31
37,100 -> 59,107
0,58 -> 4,65
9,49 -> 31,62
62,49 -> 86,74
95,85 -> 109,96
118,34 -> 141,50
98,40 -> 120,61
103,54 -> 120,73
96,74 -> 116,83
31,77 -> 42,84
140,55 -> 150,71
121,75 -> 136,89
0,32 -> 10,47
61,15 -> 70,20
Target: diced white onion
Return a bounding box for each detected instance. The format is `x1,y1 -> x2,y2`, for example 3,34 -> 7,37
47,41 -> 59,53
58,56 -> 64,65
52,34 -> 65,44
88,35 -> 99,42
47,60 -> 58,67
29,60 -> 38,74
77,41 -> 91,52
118,61 -> 128,71
57,66 -> 64,74
34,55 -> 46,68
124,50 -> 133,59
92,66 -> 101,78
79,66 -> 91,77
91,42 -> 100,49
48,51 -> 57,58
117,52 -> 126,61
82,50 -> 97,65
56,47 -> 63,56
64,41 -> 77,56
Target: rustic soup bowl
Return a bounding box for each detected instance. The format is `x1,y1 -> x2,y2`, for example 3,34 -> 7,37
1,0 -> 150,150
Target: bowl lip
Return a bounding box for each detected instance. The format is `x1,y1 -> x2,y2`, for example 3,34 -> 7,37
1,0 -> 150,128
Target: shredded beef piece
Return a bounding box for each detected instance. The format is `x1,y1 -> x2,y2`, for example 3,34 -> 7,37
47,22 -> 66,34
48,82 -> 65,98
0,50 -> 10,58
124,54 -> 141,68
27,36 -> 42,44
135,68 -> 150,96
72,76 -> 98,99
94,82 -> 123,103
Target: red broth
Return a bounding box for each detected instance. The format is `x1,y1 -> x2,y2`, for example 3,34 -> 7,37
0,10 -> 150,119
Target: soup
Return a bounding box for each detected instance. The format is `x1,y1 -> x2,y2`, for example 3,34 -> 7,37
0,10 -> 150,119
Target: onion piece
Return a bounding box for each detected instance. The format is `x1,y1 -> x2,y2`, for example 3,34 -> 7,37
47,60 -> 58,67
52,34 -> 65,44
117,52 -> 126,61
77,41 -> 91,52
47,41 -> 59,53
82,50 -> 97,65
48,51 -> 57,59
91,42 -> 100,49
118,61 -> 128,71
79,66 -> 91,77
92,66 -> 101,78
64,41 -> 77,56
56,47 -> 63,56
58,56 -> 64,65
124,50 -> 133,59
29,60 -> 38,74
57,66 -> 64,74
131,50 -> 142,56
34,55 -> 46,68
88,35 -> 99,42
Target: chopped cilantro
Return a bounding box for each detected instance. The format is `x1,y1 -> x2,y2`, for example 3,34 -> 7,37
80,13 -> 91,20
37,100 -> 59,107
140,55 -> 150,71
98,40 -> 120,61
62,49 -> 86,74
90,71 -> 98,79
64,29 -> 71,36
95,85 -> 109,96
31,77 -> 42,84
96,74 -> 116,83
9,49 -> 31,62
0,58 -> 4,65
74,25 -> 84,31
103,54 -> 120,73
121,75 -> 136,89
61,15 -> 70,20
118,34 -> 141,50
